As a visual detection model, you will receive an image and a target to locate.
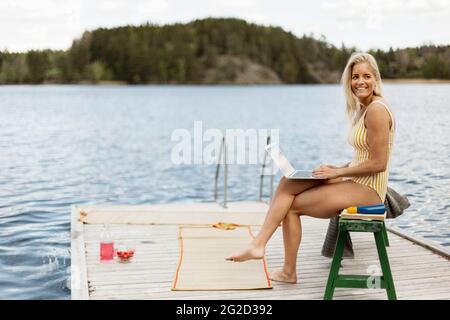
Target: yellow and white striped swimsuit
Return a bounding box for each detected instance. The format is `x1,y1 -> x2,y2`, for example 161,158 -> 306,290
348,100 -> 395,202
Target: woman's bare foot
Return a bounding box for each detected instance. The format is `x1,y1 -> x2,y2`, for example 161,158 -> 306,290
269,269 -> 297,284
225,243 -> 265,262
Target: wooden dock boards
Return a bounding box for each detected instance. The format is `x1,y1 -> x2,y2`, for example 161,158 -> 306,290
71,201 -> 450,300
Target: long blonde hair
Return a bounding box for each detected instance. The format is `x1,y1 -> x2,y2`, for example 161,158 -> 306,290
342,52 -> 384,124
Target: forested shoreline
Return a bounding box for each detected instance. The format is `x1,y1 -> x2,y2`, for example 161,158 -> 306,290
1,18 -> 449,84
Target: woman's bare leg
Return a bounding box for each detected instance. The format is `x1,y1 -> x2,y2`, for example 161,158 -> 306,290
225,177 -> 322,262
269,178 -> 343,282
271,181 -> 381,280
227,179 -> 381,266
269,210 -> 301,283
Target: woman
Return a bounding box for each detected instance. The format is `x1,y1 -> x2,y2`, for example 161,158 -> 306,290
226,52 -> 395,284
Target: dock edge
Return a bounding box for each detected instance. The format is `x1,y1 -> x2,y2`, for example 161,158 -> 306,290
70,205 -> 89,300
387,225 -> 450,260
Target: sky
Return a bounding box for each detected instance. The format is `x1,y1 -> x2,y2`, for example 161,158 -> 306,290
1,0 -> 449,53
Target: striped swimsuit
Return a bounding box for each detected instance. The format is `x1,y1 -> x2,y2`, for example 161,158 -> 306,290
348,100 -> 395,202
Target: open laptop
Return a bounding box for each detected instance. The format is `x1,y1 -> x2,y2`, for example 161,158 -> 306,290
265,143 -> 325,180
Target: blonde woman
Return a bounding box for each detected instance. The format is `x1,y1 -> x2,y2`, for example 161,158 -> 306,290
226,52 -> 395,284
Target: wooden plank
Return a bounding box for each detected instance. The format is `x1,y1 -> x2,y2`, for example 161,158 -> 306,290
86,280 -> 450,299
88,279 -> 450,300
81,201 -> 270,213
86,276 -> 450,300
89,278 -> 450,301
84,260 -> 450,298
85,265 -> 450,286
83,256 -> 450,274
87,270 -> 450,291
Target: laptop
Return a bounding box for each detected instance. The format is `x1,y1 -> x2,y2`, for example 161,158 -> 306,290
265,143 -> 325,180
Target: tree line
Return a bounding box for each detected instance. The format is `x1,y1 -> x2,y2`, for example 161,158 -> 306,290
0,18 -> 449,84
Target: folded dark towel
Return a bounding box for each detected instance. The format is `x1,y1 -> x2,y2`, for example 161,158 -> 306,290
385,186 -> 411,219
321,186 -> 411,258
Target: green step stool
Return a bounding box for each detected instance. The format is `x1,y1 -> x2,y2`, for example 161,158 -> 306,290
324,214 -> 397,300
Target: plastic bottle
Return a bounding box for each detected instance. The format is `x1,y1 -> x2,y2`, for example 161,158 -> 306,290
100,224 -> 114,262
346,204 -> 386,214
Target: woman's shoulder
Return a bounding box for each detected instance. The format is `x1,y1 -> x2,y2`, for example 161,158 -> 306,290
367,98 -> 394,116
369,98 -> 391,109
366,98 -> 395,129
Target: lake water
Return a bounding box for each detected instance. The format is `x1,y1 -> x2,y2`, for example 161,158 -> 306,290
0,84 -> 449,299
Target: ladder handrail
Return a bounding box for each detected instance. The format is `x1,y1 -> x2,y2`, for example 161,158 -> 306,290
214,137 -> 228,208
215,135 -> 274,207
259,135 -> 274,202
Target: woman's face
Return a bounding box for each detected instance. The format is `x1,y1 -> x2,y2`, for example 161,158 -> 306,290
351,62 -> 376,102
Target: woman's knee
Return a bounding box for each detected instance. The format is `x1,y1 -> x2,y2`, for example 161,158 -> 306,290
277,177 -> 306,195
278,176 -> 288,187
276,176 -> 292,193
283,209 -> 300,223
276,176 -> 323,197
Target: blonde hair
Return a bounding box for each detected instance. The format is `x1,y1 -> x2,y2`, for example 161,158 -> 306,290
341,52 -> 383,124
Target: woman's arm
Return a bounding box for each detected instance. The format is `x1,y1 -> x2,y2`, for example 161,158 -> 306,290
313,104 -> 391,179
319,162 -> 350,169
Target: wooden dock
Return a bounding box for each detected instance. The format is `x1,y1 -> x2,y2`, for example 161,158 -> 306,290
71,201 -> 450,300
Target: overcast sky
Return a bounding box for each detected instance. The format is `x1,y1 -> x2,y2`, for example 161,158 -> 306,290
1,0 -> 449,52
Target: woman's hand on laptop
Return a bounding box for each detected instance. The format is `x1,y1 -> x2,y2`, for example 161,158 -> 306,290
312,164 -> 342,179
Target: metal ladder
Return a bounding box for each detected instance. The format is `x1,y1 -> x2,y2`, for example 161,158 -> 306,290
214,136 -> 274,208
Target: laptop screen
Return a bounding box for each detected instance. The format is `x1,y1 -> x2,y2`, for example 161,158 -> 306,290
265,144 -> 295,176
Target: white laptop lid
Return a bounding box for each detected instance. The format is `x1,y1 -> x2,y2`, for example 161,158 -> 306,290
265,143 -> 295,176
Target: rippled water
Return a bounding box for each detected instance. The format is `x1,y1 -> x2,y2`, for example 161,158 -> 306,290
0,84 -> 449,299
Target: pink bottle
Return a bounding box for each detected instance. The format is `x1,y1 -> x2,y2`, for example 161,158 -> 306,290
100,224 -> 114,263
